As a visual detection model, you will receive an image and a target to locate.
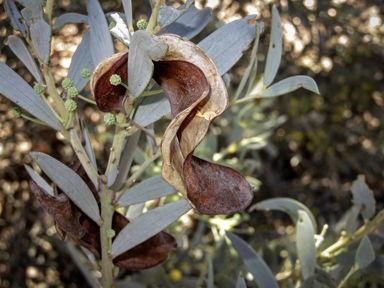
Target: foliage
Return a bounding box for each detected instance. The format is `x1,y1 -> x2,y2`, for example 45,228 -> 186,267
0,0 -> 383,288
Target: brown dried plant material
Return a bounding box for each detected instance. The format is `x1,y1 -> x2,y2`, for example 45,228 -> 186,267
157,34 -> 253,215
90,52 -> 128,113
29,159 -> 177,270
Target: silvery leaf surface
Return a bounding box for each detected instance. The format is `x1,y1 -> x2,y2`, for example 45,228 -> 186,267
8,35 -> 42,83
111,199 -> 191,257
4,0 -> 29,37
16,0 -> 44,8
0,61 -> 61,130
30,5 -> 51,64
263,5 -> 282,86
21,7 -> 32,26
53,13 -> 88,29
296,210 -> 316,280
260,76 -> 319,98
198,15 -> 256,76
112,131 -> 141,191
68,29 -> 95,92
30,152 -> 102,225
121,0 -> 133,31
24,164 -> 54,196
158,5 -> 212,40
128,30 -> 168,99
118,175 -> 177,207
227,232 -> 279,288
110,13 -> 130,46
158,0 -> 194,29
87,0 -> 114,66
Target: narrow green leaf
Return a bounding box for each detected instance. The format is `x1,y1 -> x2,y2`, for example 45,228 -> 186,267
133,87 -> 170,127
259,76 -> 320,98
298,274 -> 316,288
207,258 -> 214,288
158,0 -> 195,29
79,115 -> 97,170
53,13 -> 88,29
86,0 -> 114,66
118,175 -> 177,207
351,175 -> 376,220
158,5 -> 212,40
296,210 -> 316,280
345,205 -> 361,234
234,22 -> 264,100
263,5 -> 282,87
8,35 -> 43,83
112,131 -> 141,191
16,0 -> 44,8
226,232 -> 279,288
355,235 -> 375,270
121,0 -> 133,32
126,202 -> 145,220
236,273 -> 246,288
30,5 -> 51,64
4,0 -> 29,37
250,197 -> 317,231
68,29 -> 95,92
315,267 -> 336,287
110,13 -> 130,46
128,30 -> 168,99
0,61 -> 61,130
24,164 -> 54,196
198,15 -> 256,76
30,152 -> 102,225
111,199 -> 191,257
21,7 -> 32,26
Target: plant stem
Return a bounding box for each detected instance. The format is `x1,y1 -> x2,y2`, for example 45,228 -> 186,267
77,95 -> 97,105
43,68 -> 67,117
336,266 -> 356,288
141,89 -> 163,97
146,0 -> 166,33
65,111 -> 73,130
319,209 -> 384,259
40,93 -> 64,122
105,113 -> 130,187
21,114 -> 47,125
116,149 -> 161,201
45,0 -> 54,24
99,182 -> 115,288
66,129 -> 99,189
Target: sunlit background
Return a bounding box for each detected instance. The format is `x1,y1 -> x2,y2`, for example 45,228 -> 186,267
0,0 -> 383,287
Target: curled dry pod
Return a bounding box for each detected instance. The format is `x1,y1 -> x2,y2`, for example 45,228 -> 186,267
156,35 -> 253,215
90,52 -> 128,113
29,158 -> 177,270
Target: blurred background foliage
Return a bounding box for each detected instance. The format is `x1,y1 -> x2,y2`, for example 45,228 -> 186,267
0,0 -> 384,287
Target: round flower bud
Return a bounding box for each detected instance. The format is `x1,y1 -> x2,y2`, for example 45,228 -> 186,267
169,269 -> 182,283
137,19 -> 148,30
110,74 -> 122,86
67,87 -> 79,98
34,83 -> 45,94
81,68 -> 92,79
65,99 -> 77,111
106,229 -> 116,238
109,21 -> 116,29
12,107 -> 22,117
62,78 -> 74,90
104,113 -> 115,125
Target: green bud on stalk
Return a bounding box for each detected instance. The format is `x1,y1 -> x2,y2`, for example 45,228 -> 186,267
67,87 -> 79,98
104,113 -> 115,125
62,78 -> 74,90
110,74 -> 122,86
12,107 -> 22,117
107,229 -> 116,238
81,68 -> 92,79
137,19 -> 148,30
65,99 -> 77,111
34,83 -> 45,94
